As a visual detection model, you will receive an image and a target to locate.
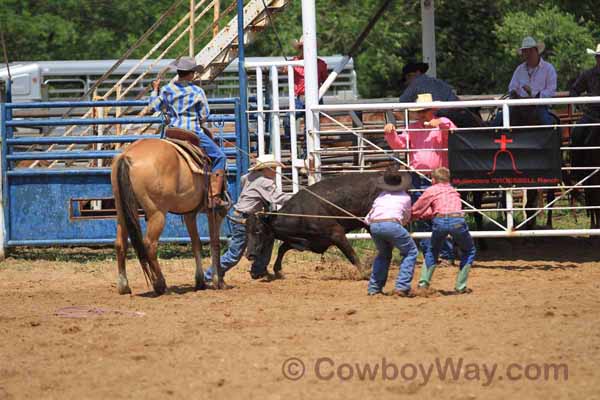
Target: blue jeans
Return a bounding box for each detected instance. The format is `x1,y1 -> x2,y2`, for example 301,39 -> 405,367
411,174 -> 455,261
491,106 -> 554,127
368,222 -> 418,293
197,129 -> 226,171
204,218 -> 274,281
425,217 -> 476,270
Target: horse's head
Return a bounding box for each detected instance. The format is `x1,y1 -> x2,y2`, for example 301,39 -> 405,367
245,213 -> 275,262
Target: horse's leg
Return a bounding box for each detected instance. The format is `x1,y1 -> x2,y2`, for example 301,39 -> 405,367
144,210 -> 167,295
273,242 -> 292,279
546,190 -> 555,228
183,212 -> 206,290
473,191 -> 487,251
525,189 -> 538,229
207,209 -> 226,289
115,221 -> 132,295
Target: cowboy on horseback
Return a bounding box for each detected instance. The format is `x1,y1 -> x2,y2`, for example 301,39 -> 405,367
149,56 -> 227,208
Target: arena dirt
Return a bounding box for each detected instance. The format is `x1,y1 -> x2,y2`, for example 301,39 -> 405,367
0,237 -> 599,399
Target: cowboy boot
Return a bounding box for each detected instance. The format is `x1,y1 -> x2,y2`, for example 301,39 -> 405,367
418,264 -> 437,288
208,169 -> 226,208
455,264 -> 472,293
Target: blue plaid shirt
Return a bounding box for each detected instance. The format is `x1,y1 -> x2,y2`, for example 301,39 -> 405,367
399,74 -> 459,103
149,80 -> 210,133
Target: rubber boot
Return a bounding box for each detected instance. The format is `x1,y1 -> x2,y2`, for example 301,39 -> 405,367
418,264 -> 437,288
455,264 -> 472,293
208,169 -> 226,208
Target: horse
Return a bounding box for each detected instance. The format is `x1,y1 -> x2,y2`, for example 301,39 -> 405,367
571,114 -> 600,229
111,137 -> 227,295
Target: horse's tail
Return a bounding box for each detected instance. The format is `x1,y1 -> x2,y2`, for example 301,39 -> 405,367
115,156 -> 156,285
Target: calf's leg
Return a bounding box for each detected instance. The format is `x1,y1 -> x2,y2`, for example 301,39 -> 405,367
330,225 -> 369,279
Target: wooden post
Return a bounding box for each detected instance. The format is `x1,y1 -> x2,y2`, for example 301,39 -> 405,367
213,0 -> 220,37
190,0 -> 195,57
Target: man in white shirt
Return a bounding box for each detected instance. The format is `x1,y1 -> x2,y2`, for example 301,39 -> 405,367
494,36 -> 557,126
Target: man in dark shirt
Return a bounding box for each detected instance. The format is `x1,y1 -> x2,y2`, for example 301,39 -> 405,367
399,62 -> 459,103
570,44 -> 600,156
399,61 -> 461,123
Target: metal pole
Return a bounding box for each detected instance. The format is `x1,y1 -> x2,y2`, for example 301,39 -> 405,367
190,0 -> 195,57
255,67 -> 266,156
237,0 -> 250,174
269,66 -> 282,190
287,65 -> 299,192
301,0 -> 321,184
420,0 -> 436,77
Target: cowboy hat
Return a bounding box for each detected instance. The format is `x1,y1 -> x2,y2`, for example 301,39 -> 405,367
586,43 -> 600,55
518,36 -> 545,55
408,93 -> 436,112
169,56 -> 204,72
376,167 -> 412,192
249,154 -> 285,171
402,61 -> 429,80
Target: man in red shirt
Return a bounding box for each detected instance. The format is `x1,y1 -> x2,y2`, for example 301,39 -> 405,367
283,36 -> 329,140
411,167 -> 476,294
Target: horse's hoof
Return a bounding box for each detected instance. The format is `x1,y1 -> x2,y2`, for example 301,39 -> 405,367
274,271 -> 285,280
195,280 -> 208,291
250,270 -> 268,280
153,280 -> 167,296
214,281 -> 234,290
117,285 -> 132,295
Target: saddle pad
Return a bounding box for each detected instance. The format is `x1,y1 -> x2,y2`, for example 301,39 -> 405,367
162,138 -> 208,175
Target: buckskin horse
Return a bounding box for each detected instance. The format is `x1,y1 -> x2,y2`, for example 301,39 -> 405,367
111,131 -> 227,295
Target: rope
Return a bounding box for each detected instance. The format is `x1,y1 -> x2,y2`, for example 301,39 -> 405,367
258,210 -> 366,221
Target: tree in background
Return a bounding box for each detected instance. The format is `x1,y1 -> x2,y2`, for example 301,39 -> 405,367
0,0 -> 598,97
495,6 -> 596,92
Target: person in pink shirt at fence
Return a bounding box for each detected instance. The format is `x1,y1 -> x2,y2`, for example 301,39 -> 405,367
384,92 -> 458,263
365,166 -> 417,297
411,167 -> 476,294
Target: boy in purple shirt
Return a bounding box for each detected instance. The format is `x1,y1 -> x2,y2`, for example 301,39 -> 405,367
365,167 -> 417,296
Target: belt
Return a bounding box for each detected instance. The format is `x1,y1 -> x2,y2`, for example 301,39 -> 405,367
232,209 -> 249,218
370,218 -> 404,225
435,213 -> 464,218
227,209 -> 250,224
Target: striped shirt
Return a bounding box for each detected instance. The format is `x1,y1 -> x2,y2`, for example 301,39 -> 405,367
411,183 -> 462,220
399,75 -> 459,103
149,80 -> 210,134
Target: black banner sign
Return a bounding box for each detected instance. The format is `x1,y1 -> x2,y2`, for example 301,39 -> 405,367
448,128 -> 562,187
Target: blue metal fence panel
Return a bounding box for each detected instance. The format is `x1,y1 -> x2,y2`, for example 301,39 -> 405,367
1,98 -> 248,247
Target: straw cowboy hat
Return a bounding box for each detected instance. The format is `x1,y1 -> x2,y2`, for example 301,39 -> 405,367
249,154 -> 284,171
376,167 -> 412,192
409,93 -> 436,112
518,36 -> 545,55
586,44 -> 600,55
169,56 -> 204,72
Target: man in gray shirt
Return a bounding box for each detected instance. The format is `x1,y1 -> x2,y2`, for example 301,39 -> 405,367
204,154 -> 293,282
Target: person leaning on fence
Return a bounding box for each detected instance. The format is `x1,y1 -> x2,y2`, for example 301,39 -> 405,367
149,56 -> 227,208
383,92 -> 457,262
569,42 -> 600,177
203,154 -> 293,282
411,167 -> 476,294
365,167 -> 417,297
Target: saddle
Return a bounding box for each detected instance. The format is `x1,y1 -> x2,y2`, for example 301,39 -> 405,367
163,127 -> 209,175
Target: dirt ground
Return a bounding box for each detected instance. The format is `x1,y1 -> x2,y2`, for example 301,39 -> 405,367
0,237 -> 599,400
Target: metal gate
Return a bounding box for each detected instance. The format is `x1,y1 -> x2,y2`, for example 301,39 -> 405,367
0,98 -> 248,254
